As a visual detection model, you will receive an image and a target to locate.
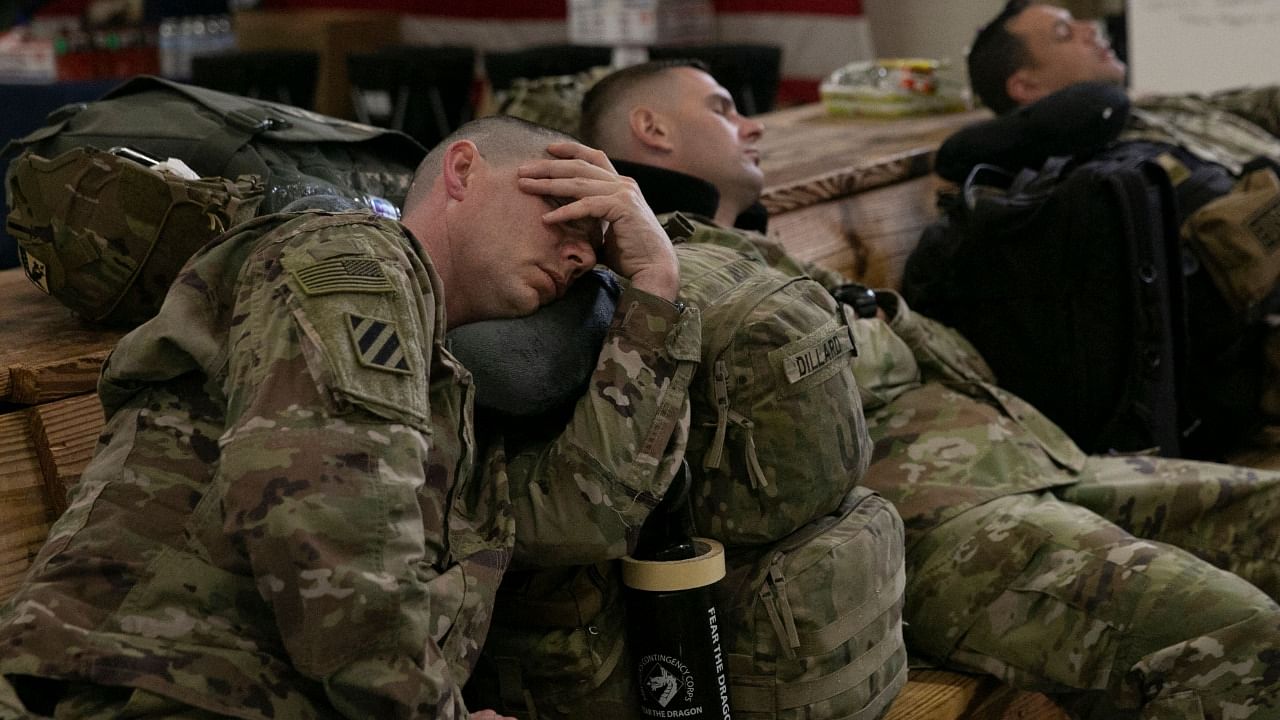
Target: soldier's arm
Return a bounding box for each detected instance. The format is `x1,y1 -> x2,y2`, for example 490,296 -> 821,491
879,290 -> 997,386
217,220 -> 476,718
1200,86 -> 1280,138
502,287 -> 700,566
506,144 -> 701,566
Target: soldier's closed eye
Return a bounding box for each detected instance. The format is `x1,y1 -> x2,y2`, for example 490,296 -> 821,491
542,195 -> 604,248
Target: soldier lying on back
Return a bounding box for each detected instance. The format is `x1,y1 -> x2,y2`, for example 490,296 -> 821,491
581,60 -> 1280,719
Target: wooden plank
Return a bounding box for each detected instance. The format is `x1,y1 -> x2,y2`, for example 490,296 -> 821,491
967,685 -> 1072,720
884,671 -> 1070,720
762,150 -> 933,215
884,671 -> 992,720
9,349 -> 113,405
757,105 -> 987,212
768,175 -> 948,289
29,393 -> 105,516
0,269 -> 124,404
0,409 -> 55,606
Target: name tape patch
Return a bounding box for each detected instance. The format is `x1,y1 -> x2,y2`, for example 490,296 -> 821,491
293,256 -> 392,296
782,332 -> 854,385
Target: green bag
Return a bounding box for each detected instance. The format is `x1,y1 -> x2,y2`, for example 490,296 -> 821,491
3,75 -> 425,215
7,146 -> 263,325
468,488 -> 906,720
716,486 -> 907,720
667,213 -> 872,547
4,75 -> 425,326
466,563 -> 638,720
1181,165 -> 1280,317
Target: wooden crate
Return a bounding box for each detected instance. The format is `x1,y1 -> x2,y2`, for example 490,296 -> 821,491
0,393 -> 105,605
0,269 -> 122,405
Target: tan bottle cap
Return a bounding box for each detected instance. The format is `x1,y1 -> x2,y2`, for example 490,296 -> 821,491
621,538 -> 726,592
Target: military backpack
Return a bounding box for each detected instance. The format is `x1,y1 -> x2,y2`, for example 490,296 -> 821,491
665,213 -> 871,547
466,487 -> 907,720
716,486 -> 907,720
906,81 -> 1274,458
466,562 -> 638,720
4,75 -> 425,326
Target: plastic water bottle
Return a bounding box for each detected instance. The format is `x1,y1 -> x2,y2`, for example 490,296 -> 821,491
158,18 -> 178,79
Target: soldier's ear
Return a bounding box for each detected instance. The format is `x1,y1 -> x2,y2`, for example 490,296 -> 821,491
443,140 -> 479,200
630,106 -> 674,153
1006,68 -> 1041,108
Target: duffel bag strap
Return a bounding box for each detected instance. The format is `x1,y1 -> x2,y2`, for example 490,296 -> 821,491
187,106 -> 284,178
495,657 -> 539,720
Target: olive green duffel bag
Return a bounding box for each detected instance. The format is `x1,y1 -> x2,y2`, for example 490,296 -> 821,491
4,75 -> 425,326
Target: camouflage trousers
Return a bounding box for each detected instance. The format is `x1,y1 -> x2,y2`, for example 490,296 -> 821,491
0,681 -> 228,719
905,455 -> 1280,720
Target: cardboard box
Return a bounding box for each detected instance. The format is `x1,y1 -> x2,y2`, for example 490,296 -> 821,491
233,9 -> 400,118
568,0 -> 714,47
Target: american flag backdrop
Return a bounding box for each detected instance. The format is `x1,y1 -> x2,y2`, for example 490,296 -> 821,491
262,0 -> 873,105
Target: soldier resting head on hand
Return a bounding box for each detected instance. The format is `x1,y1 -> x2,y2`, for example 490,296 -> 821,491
0,115 -> 701,720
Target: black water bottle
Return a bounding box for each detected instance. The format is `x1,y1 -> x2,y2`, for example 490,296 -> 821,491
622,462 -> 732,720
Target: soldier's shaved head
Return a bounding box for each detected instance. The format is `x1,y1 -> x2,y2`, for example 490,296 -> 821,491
580,60 -> 764,227
579,60 -> 709,152
405,116 -> 575,210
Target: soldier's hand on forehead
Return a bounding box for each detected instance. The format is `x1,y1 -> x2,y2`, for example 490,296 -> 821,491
517,142 -> 680,302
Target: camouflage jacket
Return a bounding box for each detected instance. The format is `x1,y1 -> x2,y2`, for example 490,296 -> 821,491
663,212 -> 1087,539
0,211 -> 699,719
1129,85 -> 1280,174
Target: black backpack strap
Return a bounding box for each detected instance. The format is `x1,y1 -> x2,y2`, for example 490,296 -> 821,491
1105,160 -> 1190,454
494,658 -> 539,720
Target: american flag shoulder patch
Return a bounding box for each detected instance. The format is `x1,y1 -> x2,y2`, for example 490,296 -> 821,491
347,313 -> 412,374
293,256 -> 393,295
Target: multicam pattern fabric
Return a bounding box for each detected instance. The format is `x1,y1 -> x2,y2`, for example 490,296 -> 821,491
6,146 -> 263,326
466,563 -> 639,720
583,159 -> 1280,715
491,66 -> 614,137
1129,86 -> 1280,175
0,210 -> 699,719
663,213 -> 871,547
908,479 -> 1280,719
716,486 -> 907,720
498,283 -> 700,567
854,296 -> 1280,717
673,214 -> 1280,716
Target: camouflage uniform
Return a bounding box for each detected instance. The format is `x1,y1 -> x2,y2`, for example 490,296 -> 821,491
1128,86 -> 1280,175
644,185 -> 1280,717
0,210 -> 699,719
488,67 -> 613,137
855,294 -> 1280,719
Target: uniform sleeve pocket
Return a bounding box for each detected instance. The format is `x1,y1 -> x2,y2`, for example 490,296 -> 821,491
283,250 -> 432,432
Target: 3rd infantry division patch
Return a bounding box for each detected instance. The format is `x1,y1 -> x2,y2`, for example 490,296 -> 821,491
347,313 -> 411,374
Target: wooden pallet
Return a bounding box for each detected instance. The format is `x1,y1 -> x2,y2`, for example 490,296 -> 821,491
0,269 -> 123,404
0,392 -> 105,601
